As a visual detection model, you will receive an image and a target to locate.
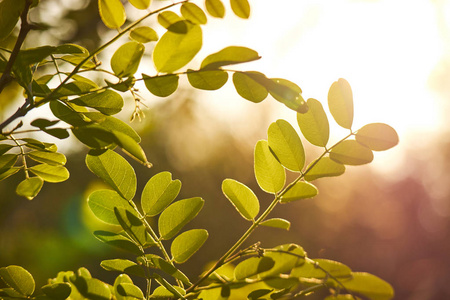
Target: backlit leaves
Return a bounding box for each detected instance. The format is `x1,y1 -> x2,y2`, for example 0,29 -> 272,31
0,265 -> 35,296
297,98 -> 329,147
341,272 -> 394,300
129,0 -> 151,10
130,26 -> 159,43
94,231 -> 143,255
233,72 -> 268,103
260,218 -> 291,231
328,78 -> 353,129
71,90 -> 124,115
100,259 -> 146,278
111,42 -> 145,78
201,46 -> 260,70
356,123 -> 399,151
98,0 -> 126,29
234,257 -> 275,280
0,0 -> 25,41
88,189 -> 135,225
181,3 -> 207,25
222,178 -> 259,220
187,69 -> 228,90
304,157 -> 345,181
143,74 -> 179,97
29,164 -> 70,182
205,0 -> 225,18
114,207 -> 156,247
230,0 -> 250,19
254,140 -> 285,194
171,229 -> 208,263
330,140 -> 374,165
280,181 -> 318,203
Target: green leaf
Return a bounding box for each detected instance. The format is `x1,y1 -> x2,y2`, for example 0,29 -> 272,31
181,3 -> 207,25
137,254 -> 191,285
233,72 -> 268,103
114,207 -> 156,247
88,190 -> 135,225
98,0 -> 126,29
142,74 -> 179,97
69,268 -> 111,300
71,90 -> 124,115
16,46 -> 56,65
112,131 -> 150,166
328,78 -> 353,129
0,167 -> 20,181
113,274 -> 133,300
94,231 -> 143,255
29,164 -> 69,183
50,101 -> 90,127
150,286 -> 186,299
21,138 -> 57,152
254,140 -> 285,194
0,0 -> 25,41
153,23 -> 202,73
116,283 -> 144,300
329,140 -> 374,165
304,157 -> 345,181
247,289 -> 272,300
280,182 -> 318,203
356,123 -> 399,151
106,77 -> 135,92
268,78 -> 308,113
130,26 -> 159,43
30,119 -> 60,129
187,69 -> 228,90
129,0 -> 151,10
100,259 -> 146,278
86,149 -> 137,200
141,171 -> 182,217
82,112 -> 141,142
152,274 -> 186,299
201,46 -> 260,70
52,81 -> 97,98
158,197 -> 204,240
234,257 -> 275,280
268,119 -> 305,172
258,244 -> 305,278
291,258 -> 352,279
15,177 -> 44,200
111,42 -> 145,78
205,0 -> 225,18
260,218 -> 290,230
0,265 -> 35,296
28,151 -> 66,166
41,283 -> 72,300
55,44 -> 88,55
230,0 -> 250,19
60,54 -> 97,69
323,295 -> 356,300
297,98 -> 329,147
341,272 -> 394,300
157,11 -> 185,32
0,144 -> 14,156
222,178 -> 259,220
43,128 -> 70,140
171,229 -> 208,264
72,125 -> 116,149
0,154 -> 18,170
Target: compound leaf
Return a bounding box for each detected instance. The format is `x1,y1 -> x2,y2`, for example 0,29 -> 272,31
88,189 -> 135,225
111,42 -> 145,78
304,157 -> 345,181
0,265 -> 35,296
187,69 -> 228,90
260,218 -> 291,230
230,0 -> 250,19
130,26 -> 158,43
328,78 -> 353,129
142,74 -> 179,97
356,123 -> 399,151
254,140 -> 285,194
222,178 -> 259,220
234,257 -> 275,280
171,229 -> 208,264
280,182 -> 318,203
98,0 -> 126,29
181,3 -> 207,25
297,98 -> 329,147
29,164 -> 70,182
329,140 -> 374,165
205,0 -> 225,18
201,46 -> 260,70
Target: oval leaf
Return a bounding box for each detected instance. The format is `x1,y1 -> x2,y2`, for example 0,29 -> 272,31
98,0 -> 126,29
233,72 -> 268,103
280,182 -> 318,203
234,257 -> 275,281
205,0 -> 225,18
114,207 -> 157,248
28,151 -> 66,166
116,283 -> 144,300
157,11 -> 185,32
297,98 -> 329,147
16,177 -> 43,200
254,140 -> 285,194
328,78 -> 353,129
130,26 -> 158,43
138,254 -> 191,285
268,78 -> 307,113
258,244 -> 305,278
129,0 -> 151,10
201,46 -> 260,70
260,218 -> 291,230
86,149 -> 137,200
355,123 -> 399,151
71,90 -> 124,115
291,258 -> 352,279
0,265 -> 35,296
304,157 -> 345,181
268,119 -> 305,172
171,229 -> 208,264
29,164 -> 70,182
88,189 -> 134,225
222,178 -> 259,220
329,140 -> 374,165
181,3 -> 207,25
230,0 -> 250,19
158,197 -> 204,240
143,74 -> 179,97
141,171 -> 182,217
94,231 -> 143,255
0,154 -> 18,170
111,42 -> 145,78
0,0 -> 25,41
100,259 -> 146,277
341,272 -> 394,300
153,23 -> 202,73
41,283 -> 72,300
187,69 -> 228,90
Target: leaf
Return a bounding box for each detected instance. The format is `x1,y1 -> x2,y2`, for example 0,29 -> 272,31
234,257 -> 275,280
230,0 -> 250,19
258,244 -> 305,278
247,289 -> 272,300
29,164 -> 69,183
233,72 -> 268,103
71,90 -> 124,115
114,207 -> 157,248
297,98 -> 329,147
112,131 -> 149,166
55,44 -> 88,55
130,26 -> 159,43
116,283 -> 144,300
222,178 -> 259,220
356,123 -> 399,151
28,151 -> 67,166
60,54 -> 97,69
129,0 -> 151,10
82,112 -> 141,142
268,78 -> 308,113
50,101 -> 90,127
268,119 -> 305,172
94,231 -> 143,255
280,182 -> 318,203
181,3 -> 207,24
0,144 -> 14,156
111,42 -> 145,78
187,69 -> 228,90
86,149 -> 137,200
0,167 -> 20,181
137,254 -> 191,285
171,229 -> 208,264
329,140 -> 374,165
152,274 -> 186,299
142,74 -> 179,97
205,0 -> 225,18
291,258 -> 352,279
304,157 -> 345,181
43,128 -> 70,139
0,154 -> 18,170
0,0 -> 25,41
328,78 -> 353,129
52,81 -> 97,97
106,77 -> 135,92
15,177 -> 44,200
21,138 -> 57,152
254,140 -> 285,194
98,0 -> 126,29
141,171 -> 182,217
16,46 -> 56,65
158,197 -> 204,240
153,23 -> 202,73
150,286 -> 186,299
0,265 -> 35,296
41,283 -> 72,300
260,218 -> 291,230
157,11 -> 185,32
88,190 -> 135,225
341,272 -> 394,300
100,259 -> 146,278
30,119 -> 60,129
69,269 -> 111,300
201,46 -> 260,70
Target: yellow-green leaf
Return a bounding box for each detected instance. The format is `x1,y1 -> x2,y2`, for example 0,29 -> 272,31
142,74 -> 179,97
260,218 -> 290,230
100,259 -> 146,277
29,164 -> 70,182
0,265 -> 35,296
341,272 -> 394,300
297,98 -> 329,147
254,140 -> 285,194
356,123 -> 399,151
201,46 -> 260,70
16,177 -> 43,200
268,78 -> 308,113
304,157 -> 345,181
71,90 -> 124,115
129,0 -> 151,10
187,69 -> 228,90
171,229 -> 208,263
328,78 -> 353,129
181,3 -> 207,25
0,0 -> 25,41
141,171 -> 181,217
329,140 -> 373,165
234,257 -> 275,280
233,72 -> 268,103
88,189 -> 135,225
280,181 -> 318,203
28,151 -> 66,166
230,0 -> 250,19
114,207 -> 156,248
157,11 -> 184,32
111,42 -> 145,78
130,26 -> 158,43
222,178 -> 259,220
205,0 -> 225,18
98,0 -> 126,29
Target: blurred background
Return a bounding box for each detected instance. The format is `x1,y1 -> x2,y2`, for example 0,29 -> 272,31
1,0 -> 450,299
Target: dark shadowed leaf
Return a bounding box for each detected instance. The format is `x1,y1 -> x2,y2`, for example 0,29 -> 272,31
94,231 -> 143,255
297,98 -> 329,147
130,26 -> 158,43
111,42 -> 145,78
356,123 -> 399,151
187,69 -> 228,90
304,157 -> 345,181
0,144 -> 14,156
137,254 -> 191,285
42,128 -> 70,139
280,182 -> 318,203
41,283 -> 72,300
254,140 -> 285,194
0,0 -> 25,41
29,164 -> 69,182
234,257 -> 275,280
0,265 -> 35,296
100,259 -> 146,277
201,46 -> 260,70
222,178 -> 259,220
233,72 -> 268,103
205,0 -> 225,18
98,0 -> 126,29
230,0 -> 250,19
71,90 -> 124,115
329,140 -> 374,165
30,118 -> 59,129
87,189 -> 135,225
0,167 -> 20,181
114,207 -> 156,248
171,229 -> 208,264
328,78 -> 353,129
181,3 -> 207,24
268,78 -> 308,113
142,74 -> 179,97
0,154 -> 18,170
260,218 -> 291,230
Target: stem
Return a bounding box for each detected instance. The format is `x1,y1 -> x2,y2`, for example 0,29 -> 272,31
10,135 -> 28,178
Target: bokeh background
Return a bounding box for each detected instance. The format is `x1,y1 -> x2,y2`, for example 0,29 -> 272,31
1,0 -> 450,299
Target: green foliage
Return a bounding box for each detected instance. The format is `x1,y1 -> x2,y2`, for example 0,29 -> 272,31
0,0 -> 398,299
